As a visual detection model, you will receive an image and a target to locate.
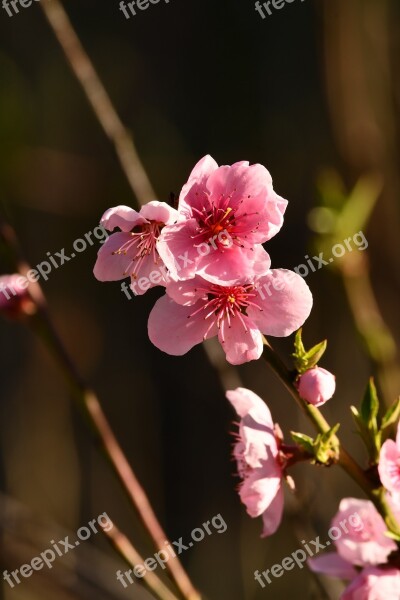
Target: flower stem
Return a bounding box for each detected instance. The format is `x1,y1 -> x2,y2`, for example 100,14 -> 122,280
261,339 -> 400,538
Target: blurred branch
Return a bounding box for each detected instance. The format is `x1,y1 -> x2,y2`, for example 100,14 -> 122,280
341,252 -> 400,407
0,219 -> 201,600
319,0 -> 400,405
40,0 -> 156,206
311,172 -> 400,407
105,524 -> 180,600
0,493 -> 150,600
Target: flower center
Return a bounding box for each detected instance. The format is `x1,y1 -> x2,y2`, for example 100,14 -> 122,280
112,222 -> 163,279
188,284 -> 261,341
191,203 -> 236,246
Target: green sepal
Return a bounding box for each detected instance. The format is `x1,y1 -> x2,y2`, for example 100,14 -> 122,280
360,378 -> 379,432
303,340 -> 328,370
350,379 -> 384,464
381,397 -> 400,431
291,425 -> 340,465
291,432 -> 314,455
293,329 -> 327,374
313,424 -> 340,464
351,405 -> 380,461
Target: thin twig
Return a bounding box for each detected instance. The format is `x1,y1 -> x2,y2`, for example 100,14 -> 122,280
105,524 -> 180,600
0,220 -> 201,600
40,0 -> 156,206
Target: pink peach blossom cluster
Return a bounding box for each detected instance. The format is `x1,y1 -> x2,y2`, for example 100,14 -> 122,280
309,497 -> 400,598
226,386 -> 400,596
306,422 -> 400,597
94,156 -> 313,364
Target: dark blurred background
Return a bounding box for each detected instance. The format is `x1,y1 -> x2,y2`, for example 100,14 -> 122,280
0,0 -> 399,599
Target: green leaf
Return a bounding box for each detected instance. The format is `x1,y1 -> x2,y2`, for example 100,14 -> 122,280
320,423 -> 340,444
293,330 -> 328,374
294,329 -> 305,357
304,340 -> 327,370
291,431 -> 314,455
351,406 -> 368,435
313,424 -> 340,464
360,378 -> 379,429
351,405 -> 381,463
381,398 -> 400,431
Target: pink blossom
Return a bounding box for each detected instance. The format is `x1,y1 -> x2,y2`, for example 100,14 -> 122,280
297,366 -> 336,407
148,269 -> 313,365
378,422 -> 400,498
0,274 -> 35,318
157,155 -> 287,285
332,498 -> 396,567
341,567 -> 400,600
93,202 -> 178,295
226,387 -> 284,537
308,552 -> 358,580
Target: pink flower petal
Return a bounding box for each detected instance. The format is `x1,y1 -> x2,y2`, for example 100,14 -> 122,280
206,161 -> 272,212
261,484 -> 284,537
100,205 -> 147,232
93,233 -> 137,281
140,201 -> 179,225
165,278 -> 206,306
157,219 -> 200,280
218,314 -> 263,365
240,465 -> 281,518
378,439 -> 400,495
226,387 -> 274,429
332,498 -> 396,567
198,245 -> 271,286
129,257 -> 168,296
227,388 -> 277,466
248,269 -> 313,337
341,567 -> 400,600
308,553 -> 357,579
179,155 -> 219,214
148,296 -> 218,356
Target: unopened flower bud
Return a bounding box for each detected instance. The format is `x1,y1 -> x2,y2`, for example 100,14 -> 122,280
297,366 -> 336,407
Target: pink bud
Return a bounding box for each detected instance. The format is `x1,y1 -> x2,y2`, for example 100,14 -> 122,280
297,366 -> 336,407
0,274 -> 35,319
